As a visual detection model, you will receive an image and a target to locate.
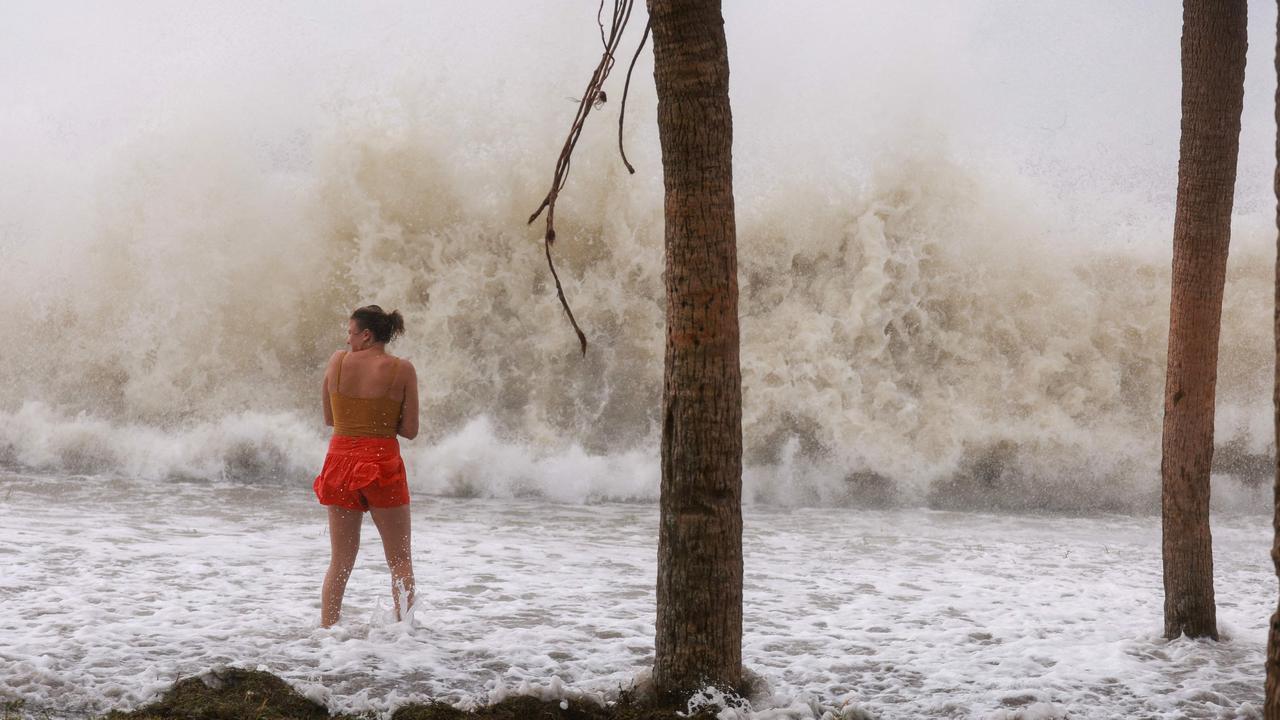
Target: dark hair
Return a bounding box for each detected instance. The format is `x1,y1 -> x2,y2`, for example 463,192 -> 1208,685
351,305 -> 405,344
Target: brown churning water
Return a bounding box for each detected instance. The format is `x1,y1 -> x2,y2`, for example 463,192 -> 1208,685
0,2 -> 1276,511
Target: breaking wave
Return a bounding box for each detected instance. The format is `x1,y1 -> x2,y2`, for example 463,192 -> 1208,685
1,1 -> 1274,512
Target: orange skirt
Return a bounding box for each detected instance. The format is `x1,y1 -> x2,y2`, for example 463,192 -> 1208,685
313,435 -> 410,511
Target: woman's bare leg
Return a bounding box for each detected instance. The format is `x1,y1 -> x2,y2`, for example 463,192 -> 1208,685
369,504 -> 416,619
321,506 -> 363,627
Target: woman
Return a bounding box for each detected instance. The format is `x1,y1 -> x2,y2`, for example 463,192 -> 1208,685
313,305 -> 420,627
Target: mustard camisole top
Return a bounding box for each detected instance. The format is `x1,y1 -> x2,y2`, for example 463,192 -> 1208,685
330,351 -> 403,438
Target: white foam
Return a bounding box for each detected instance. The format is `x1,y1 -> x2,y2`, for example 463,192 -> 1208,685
0,474 -> 1271,718
0,404 -> 1271,514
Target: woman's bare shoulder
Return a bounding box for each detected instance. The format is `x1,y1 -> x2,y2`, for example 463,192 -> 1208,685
394,356 -> 418,377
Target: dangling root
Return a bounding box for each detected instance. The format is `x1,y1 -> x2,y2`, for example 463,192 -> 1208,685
528,0 -> 651,356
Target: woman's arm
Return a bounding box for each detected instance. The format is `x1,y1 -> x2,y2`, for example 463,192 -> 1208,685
322,351 -> 342,427
397,360 -> 420,440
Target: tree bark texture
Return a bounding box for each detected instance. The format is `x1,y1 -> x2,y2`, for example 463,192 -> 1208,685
648,0 -> 744,698
1265,2 -> 1280,714
1161,0 -> 1246,641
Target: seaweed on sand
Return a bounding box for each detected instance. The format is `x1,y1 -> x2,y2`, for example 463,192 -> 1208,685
101,668 -> 716,720
103,669 -> 343,720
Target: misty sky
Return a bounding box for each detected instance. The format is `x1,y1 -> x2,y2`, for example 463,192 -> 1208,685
2,2 -> 1277,225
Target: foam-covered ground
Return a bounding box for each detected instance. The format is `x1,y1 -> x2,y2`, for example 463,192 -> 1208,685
0,471 -> 1272,719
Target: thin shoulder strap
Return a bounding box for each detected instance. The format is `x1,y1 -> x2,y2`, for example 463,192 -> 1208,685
334,351 -> 348,391
385,358 -> 401,398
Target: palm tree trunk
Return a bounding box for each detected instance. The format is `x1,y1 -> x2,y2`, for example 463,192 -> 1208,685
1161,0 -> 1247,641
647,0 -> 744,699
1264,3 -> 1280,714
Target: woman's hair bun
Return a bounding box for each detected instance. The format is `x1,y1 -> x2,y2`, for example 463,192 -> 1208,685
351,304 -> 405,344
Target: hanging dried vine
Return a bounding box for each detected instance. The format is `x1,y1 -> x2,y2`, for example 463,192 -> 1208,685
528,0 -> 651,356
618,19 -> 651,174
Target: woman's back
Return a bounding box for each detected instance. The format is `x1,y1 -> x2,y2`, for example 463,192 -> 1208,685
333,351 -> 405,401
330,351 -> 404,437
